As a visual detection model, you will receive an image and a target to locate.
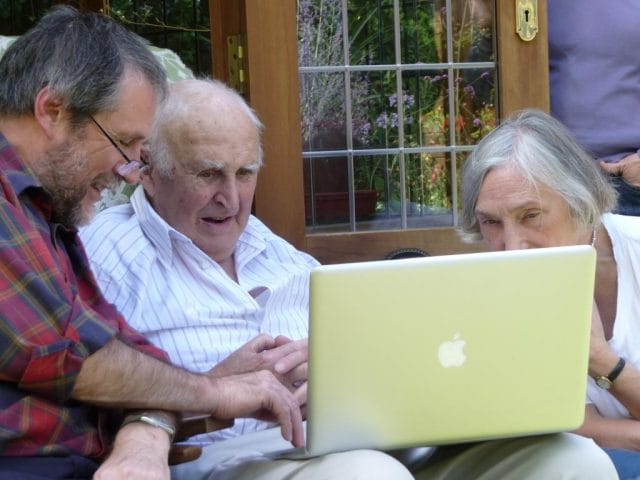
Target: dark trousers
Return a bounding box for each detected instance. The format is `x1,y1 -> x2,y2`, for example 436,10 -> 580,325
0,455 -> 98,480
611,175 -> 640,216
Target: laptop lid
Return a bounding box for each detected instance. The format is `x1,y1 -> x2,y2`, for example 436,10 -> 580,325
305,245 -> 595,456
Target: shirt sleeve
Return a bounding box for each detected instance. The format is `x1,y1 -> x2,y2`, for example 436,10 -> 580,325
0,197 -> 168,403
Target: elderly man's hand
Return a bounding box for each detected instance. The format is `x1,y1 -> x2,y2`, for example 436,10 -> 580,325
94,422 -> 171,480
207,370 -> 305,447
600,153 -> 640,187
209,334 -> 308,396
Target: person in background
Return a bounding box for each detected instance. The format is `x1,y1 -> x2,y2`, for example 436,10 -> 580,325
0,7 -> 304,479
81,79 -> 618,480
549,0 -> 640,215
461,108 -> 640,479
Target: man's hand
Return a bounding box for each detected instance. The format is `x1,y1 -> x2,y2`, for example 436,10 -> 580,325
209,334 -> 308,394
293,381 -> 308,419
94,422 -> 171,480
207,369 -> 305,447
72,339 -> 304,447
600,153 -> 640,187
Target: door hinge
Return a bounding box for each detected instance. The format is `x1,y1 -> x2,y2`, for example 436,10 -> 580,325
227,34 -> 246,93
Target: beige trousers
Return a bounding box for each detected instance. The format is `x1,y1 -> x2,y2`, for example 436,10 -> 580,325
171,426 -> 617,480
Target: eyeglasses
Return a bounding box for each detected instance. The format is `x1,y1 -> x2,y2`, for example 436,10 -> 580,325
88,115 -> 145,176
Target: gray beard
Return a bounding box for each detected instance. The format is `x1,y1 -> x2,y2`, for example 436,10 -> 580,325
36,140 -> 88,227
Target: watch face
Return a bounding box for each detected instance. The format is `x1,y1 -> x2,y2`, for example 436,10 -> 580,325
596,376 -> 613,390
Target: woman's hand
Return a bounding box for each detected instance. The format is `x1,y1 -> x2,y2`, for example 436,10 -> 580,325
589,300 -> 618,377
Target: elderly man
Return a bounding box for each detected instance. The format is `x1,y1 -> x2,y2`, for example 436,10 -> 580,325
0,7 -> 304,480
81,78 -> 412,479
81,78 -> 618,479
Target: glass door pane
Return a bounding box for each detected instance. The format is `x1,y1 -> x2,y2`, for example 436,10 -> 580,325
298,0 -> 497,233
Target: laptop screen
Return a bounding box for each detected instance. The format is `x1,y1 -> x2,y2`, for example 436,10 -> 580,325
305,245 -> 595,455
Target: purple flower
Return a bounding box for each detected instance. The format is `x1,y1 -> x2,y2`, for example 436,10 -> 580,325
360,121 -> 372,137
353,119 -> 372,144
376,113 -> 388,128
480,71 -> 491,80
473,118 -> 483,128
464,85 -> 475,97
403,93 -> 415,107
390,113 -> 399,128
389,94 -> 397,107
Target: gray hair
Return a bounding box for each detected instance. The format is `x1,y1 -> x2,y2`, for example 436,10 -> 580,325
147,78 -> 263,178
460,109 -> 617,240
0,6 -> 167,125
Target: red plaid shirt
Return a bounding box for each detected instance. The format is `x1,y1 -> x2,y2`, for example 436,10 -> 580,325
0,134 -> 168,459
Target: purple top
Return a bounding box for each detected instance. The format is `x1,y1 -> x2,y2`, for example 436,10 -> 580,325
549,0 -> 640,162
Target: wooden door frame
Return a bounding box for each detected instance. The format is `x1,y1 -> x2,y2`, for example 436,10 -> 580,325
496,0 -> 549,115
211,0 -> 550,263
211,0 -> 306,251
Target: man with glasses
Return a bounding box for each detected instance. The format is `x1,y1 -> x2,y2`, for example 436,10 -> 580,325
0,7 -> 305,479
81,78 -> 618,480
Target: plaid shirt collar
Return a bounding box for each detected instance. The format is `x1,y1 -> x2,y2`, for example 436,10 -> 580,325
0,133 -> 43,193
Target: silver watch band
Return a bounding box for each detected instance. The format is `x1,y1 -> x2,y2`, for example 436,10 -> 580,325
121,412 -> 176,442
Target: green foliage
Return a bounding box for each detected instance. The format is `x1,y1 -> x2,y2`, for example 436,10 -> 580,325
0,1 -> 54,35
109,0 -> 212,77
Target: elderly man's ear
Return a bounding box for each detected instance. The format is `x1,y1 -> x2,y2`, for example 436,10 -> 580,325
139,151 -> 157,199
140,173 -> 157,198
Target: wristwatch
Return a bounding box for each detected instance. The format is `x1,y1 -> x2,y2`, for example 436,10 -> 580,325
121,412 -> 176,442
595,357 -> 626,390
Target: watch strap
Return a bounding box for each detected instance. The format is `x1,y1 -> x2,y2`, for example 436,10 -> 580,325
121,412 -> 176,442
606,357 -> 626,383
595,357 -> 626,390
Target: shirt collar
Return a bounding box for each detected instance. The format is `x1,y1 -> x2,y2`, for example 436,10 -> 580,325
0,132 -> 56,222
129,185 -> 180,267
0,133 -> 44,196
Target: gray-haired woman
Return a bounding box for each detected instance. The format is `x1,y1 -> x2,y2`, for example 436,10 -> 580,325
462,108 -> 640,479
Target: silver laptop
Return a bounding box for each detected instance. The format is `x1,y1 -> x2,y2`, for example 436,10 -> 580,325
275,245 -> 595,458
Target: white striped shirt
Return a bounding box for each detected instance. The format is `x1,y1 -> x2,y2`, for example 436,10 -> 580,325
80,186 -> 319,442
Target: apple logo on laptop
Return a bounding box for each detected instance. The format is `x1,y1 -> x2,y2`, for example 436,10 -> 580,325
437,333 -> 466,368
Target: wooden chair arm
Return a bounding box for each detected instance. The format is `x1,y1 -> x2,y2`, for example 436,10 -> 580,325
175,414 -> 234,442
168,415 -> 234,466
168,445 -> 203,465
